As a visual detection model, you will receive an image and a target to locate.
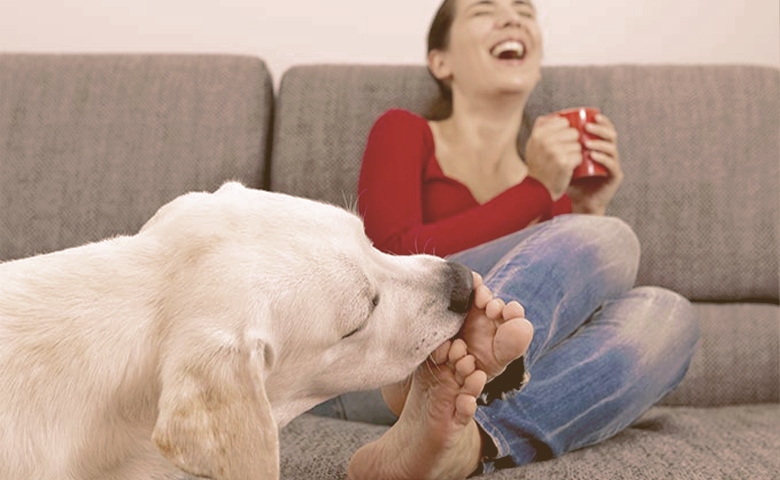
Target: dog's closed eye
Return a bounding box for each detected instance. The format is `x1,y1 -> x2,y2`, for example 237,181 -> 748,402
342,327 -> 362,339
342,293 -> 379,339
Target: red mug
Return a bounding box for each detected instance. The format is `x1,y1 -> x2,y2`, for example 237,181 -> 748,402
556,107 -> 609,181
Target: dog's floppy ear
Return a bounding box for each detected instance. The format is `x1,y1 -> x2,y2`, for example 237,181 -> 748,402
152,336 -> 278,480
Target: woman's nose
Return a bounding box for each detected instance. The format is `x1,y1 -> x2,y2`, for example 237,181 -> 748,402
495,7 -> 523,28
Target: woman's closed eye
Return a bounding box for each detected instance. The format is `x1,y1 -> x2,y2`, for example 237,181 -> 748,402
471,8 -> 493,17
468,0 -> 535,14
467,0 -> 494,16
516,6 -> 535,18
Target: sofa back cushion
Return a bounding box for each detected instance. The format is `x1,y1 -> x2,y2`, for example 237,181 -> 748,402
271,64 -> 779,303
0,54 -> 273,261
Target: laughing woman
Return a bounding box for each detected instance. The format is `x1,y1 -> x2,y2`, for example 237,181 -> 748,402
343,0 -> 700,478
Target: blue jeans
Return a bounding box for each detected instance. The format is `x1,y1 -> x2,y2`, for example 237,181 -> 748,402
309,214 -> 700,470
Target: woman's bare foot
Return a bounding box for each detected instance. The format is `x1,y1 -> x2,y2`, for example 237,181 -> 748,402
461,272 -> 534,382
381,274 -> 533,415
348,339 -> 487,480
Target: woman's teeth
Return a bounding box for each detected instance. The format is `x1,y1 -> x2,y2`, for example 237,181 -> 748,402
490,40 -> 526,60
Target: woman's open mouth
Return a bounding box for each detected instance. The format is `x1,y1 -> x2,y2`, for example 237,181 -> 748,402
490,40 -> 527,61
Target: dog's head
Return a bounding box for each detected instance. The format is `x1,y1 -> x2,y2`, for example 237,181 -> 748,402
144,182 -> 472,479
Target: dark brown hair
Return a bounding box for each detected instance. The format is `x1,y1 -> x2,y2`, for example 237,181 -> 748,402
425,0 -> 457,120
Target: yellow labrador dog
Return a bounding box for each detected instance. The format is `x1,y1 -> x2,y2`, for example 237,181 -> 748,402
0,182 -> 473,480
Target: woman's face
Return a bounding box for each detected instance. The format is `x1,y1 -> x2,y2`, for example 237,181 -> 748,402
429,0 -> 543,100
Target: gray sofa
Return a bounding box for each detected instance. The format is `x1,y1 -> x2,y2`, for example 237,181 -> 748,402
1,54 -> 778,479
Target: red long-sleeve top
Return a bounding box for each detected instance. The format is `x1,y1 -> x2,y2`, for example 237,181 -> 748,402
358,109 -> 572,257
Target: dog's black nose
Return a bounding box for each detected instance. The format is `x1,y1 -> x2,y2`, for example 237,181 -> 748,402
446,261 -> 474,314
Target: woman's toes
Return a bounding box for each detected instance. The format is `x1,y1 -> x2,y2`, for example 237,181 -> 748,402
471,272 -> 484,289
431,340 -> 452,365
503,300 -> 526,320
456,370 -> 486,424
454,394 -> 478,424
473,284 -> 493,309
455,355 -> 476,383
494,318 -> 534,365
448,339 -> 469,363
486,297 -> 505,319
463,369 -> 487,397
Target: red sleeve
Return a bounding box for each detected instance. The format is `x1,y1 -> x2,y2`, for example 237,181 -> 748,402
358,109 -> 570,257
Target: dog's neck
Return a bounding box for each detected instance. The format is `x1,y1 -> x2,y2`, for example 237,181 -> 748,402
272,396 -> 332,429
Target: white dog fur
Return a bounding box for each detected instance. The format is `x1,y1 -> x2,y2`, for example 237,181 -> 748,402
0,182 -> 473,480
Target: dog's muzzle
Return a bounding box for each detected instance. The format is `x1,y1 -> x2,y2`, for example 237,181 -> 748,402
446,261 -> 475,314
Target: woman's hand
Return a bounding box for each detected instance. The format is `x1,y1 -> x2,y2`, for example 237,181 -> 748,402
566,114 -> 623,215
524,115 -> 582,201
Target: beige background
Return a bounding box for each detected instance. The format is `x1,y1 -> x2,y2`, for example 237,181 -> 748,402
1,0 -> 778,87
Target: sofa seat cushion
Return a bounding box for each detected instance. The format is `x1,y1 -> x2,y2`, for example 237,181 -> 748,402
279,405 -> 780,479
660,303 -> 779,406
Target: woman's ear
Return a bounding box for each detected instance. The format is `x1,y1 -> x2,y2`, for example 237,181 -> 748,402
152,335 -> 278,480
427,49 -> 453,83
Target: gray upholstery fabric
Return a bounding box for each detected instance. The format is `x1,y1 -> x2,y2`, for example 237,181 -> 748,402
271,65 -> 780,304
271,65 -> 436,205
659,303 -> 779,406
280,406 -> 780,479
0,54 -> 273,261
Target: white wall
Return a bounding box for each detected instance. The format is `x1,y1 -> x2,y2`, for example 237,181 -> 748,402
1,0 -> 778,88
